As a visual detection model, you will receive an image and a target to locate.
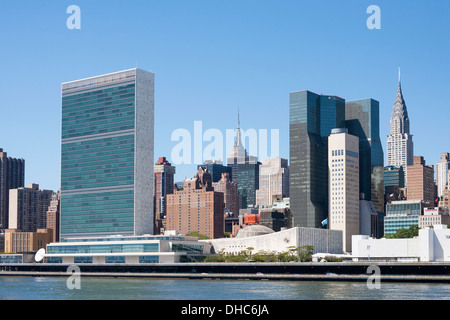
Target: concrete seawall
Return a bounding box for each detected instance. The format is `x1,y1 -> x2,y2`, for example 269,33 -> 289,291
1,271 -> 450,283
1,262 -> 449,283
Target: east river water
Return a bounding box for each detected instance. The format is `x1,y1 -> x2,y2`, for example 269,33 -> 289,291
0,276 -> 449,300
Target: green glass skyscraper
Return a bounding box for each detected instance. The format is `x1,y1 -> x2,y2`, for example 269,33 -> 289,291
60,69 -> 154,240
289,90 -> 345,228
345,98 -> 384,213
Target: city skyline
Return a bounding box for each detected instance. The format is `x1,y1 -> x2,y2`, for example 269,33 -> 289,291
0,1 -> 449,192
2,1 -> 450,303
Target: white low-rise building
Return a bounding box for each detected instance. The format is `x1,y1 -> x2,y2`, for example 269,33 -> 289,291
352,224 -> 450,262
45,232 -> 213,264
203,226 -> 343,256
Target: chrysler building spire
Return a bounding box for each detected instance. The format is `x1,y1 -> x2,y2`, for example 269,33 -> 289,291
387,68 -> 414,183
391,67 -> 410,135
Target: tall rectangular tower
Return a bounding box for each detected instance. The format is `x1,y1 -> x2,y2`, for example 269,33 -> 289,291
328,128 -> 359,252
8,184 -> 54,232
256,157 -> 289,208
406,156 -> 435,205
166,168 -> 224,239
154,157 -> 175,234
60,69 -> 154,239
0,149 -> 25,230
289,90 -> 345,228
345,98 -> 384,214
213,173 -> 239,216
46,191 -> 61,243
436,152 -> 450,198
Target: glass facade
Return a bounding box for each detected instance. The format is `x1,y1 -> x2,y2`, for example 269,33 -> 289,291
61,82 -> 136,238
46,255 -> 160,264
47,243 -> 159,254
62,235 -> 181,243
105,256 -> 126,263
139,256 -> 159,263
384,201 -> 423,235
345,99 -> 384,212
172,243 -> 204,254
46,257 -> 63,263
44,236 -> 207,264
289,91 -> 345,228
198,163 -> 232,183
236,162 -> 260,209
60,190 -> 135,236
61,135 -> 136,190
384,166 -> 405,188
384,215 -> 419,236
227,156 -> 260,210
74,256 -> 93,264
60,69 -> 154,240
345,99 -> 385,238
0,255 -> 22,264
61,84 -> 136,139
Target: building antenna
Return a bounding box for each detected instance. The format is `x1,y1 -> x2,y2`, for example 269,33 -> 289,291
238,107 -> 240,129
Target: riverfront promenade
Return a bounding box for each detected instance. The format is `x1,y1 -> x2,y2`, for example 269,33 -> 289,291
1,262 -> 450,283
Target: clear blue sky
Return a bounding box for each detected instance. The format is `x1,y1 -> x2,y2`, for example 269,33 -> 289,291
0,0 -> 449,191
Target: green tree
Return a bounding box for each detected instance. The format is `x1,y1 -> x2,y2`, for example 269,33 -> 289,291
385,225 -> 419,239
186,231 -> 210,239
321,256 -> 343,262
297,245 -> 314,262
252,250 -> 277,262
246,247 -> 255,260
278,245 -> 314,262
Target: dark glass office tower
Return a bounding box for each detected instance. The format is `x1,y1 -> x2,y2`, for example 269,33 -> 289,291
235,162 -> 260,209
384,166 -> 405,188
198,160 -> 232,183
345,99 -> 385,214
0,149 -> 25,229
289,91 -> 345,228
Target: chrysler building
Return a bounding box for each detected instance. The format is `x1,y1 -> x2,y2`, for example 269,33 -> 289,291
386,68 -> 414,183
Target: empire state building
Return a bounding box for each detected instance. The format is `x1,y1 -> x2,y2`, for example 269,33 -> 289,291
386,68 -> 414,183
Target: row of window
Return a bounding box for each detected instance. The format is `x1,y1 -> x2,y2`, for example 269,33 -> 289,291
62,92 -> 135,112
47,243 -> 159,254
62,83 -> 135,103
46,256 -> 159,264
62,137 -> 135,157
62,90 -> 135,109
62,110 -> 135,129
62,180 -> 135,191
0,255 -> 23,264
60,217 -> 134,228
63,125 -> 136,141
